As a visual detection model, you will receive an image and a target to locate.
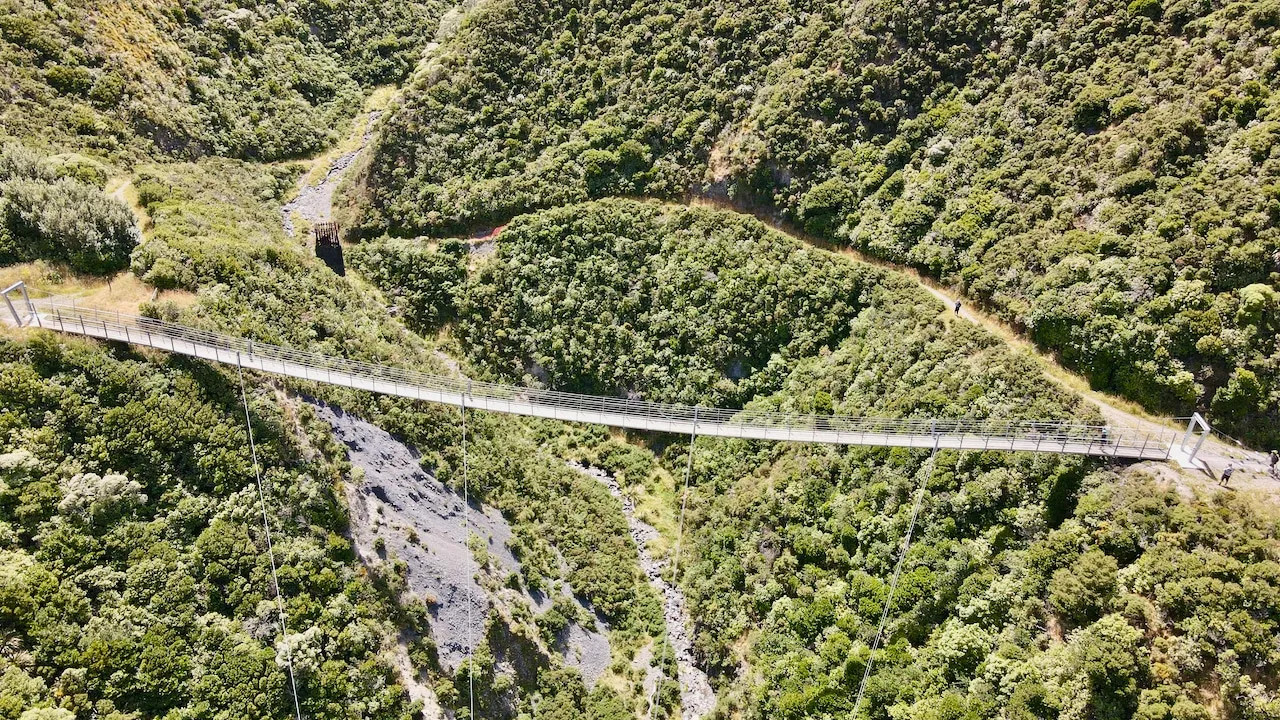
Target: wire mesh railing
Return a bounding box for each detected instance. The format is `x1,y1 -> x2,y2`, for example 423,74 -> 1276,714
24,299 -> 1175,458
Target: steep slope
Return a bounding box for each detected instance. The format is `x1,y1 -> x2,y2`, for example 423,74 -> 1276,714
350,199 -> 1280,718
1,155 -> 663,718
1,0 -> 1278,716
359,0 -> 1280,444
120,163 -> 662,720
0,334 -> 419,719
0,0 -> 448,160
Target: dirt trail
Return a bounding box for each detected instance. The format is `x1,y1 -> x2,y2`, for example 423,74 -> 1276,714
857,258 -> 1272,485
107,176 -> 152,235
568,461 -> 715,720
685,197 -> 1273,488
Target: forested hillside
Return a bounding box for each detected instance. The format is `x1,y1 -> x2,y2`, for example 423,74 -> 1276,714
359,0 -> 1280,444
5,164 -> 1280,719
680,442 -> 1280,719
0,0 -> 445,160
0,334 -> 419,719
1,160 -> 672,718
460,201 -> 905,405
4,0 -> 1280,717
353,199 -> 1280,719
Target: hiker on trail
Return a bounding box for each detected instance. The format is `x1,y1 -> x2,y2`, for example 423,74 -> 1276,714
1220,464 -> 1236,486
1270,450 -> 1278,477
954,300 -> 962,314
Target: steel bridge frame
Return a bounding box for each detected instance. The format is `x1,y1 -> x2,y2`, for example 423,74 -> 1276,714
1,281 -> 34,327
4,286 -> 1187,460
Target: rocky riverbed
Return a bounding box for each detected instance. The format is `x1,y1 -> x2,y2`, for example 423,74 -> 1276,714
281,111 -> 382,237
567,461 -> 715,719
314,402 -> 610,686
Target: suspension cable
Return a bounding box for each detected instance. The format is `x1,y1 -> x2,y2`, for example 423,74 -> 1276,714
236,355 -> 303,720
850,439 -> 939,718
460,396 -> 475,720
648,407 -> 698,720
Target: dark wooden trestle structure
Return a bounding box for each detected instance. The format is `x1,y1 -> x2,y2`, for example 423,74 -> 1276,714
314,222 -> 345,276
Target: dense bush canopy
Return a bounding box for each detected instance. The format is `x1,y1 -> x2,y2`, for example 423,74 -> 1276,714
347,237 -> 468,334
361,199 -> 1280,718
0,144 -> 138,274
0,334 -> 417,719
0,0 -> 446,160
2,0 -> 1280,715
656,249 -> 1279,718
680,440 -> 1280,719
361,0 -> 1280,444
454,200 -> 910,406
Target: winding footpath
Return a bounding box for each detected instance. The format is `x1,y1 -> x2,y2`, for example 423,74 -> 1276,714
687,198 -> 1275,492
280,110 -> 383,236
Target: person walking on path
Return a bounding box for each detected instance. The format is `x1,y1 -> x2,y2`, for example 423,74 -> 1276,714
1270,450 -> 1278,478
954,300 -> 962,315
1220,464 -> 1236,486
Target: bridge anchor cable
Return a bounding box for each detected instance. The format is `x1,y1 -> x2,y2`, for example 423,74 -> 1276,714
851,435 -> 940,718
461,395 -> 475,720
236,355 -> 303,720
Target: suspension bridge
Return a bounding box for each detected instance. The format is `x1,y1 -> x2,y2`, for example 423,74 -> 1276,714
1,280 -> 1219,719
3,282 -> 1207,463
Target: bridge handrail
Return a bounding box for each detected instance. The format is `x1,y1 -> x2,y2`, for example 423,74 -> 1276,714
28,301 -> 1173,454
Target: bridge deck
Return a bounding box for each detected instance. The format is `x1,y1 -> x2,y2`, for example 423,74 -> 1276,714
14,302 -> 1175,460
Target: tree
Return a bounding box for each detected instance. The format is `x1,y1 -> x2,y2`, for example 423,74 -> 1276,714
1049,550 -> 1119,627
58,472 -> 147,524
1065,615 -> 1148,720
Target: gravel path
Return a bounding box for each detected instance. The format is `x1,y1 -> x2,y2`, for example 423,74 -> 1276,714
568,462 -> 715,719
281,111 -> 382,237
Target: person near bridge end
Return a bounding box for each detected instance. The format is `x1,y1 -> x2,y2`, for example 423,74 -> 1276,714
1220,464 -> 1236,486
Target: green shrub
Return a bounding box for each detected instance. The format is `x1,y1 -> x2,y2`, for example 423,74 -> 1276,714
134,180 -> 172,210
1049,550 -> 1119,627
1111,169 -> 1157,196
1074,86 -> 1118,130
1128,0 -> 1163,19
43,64 -> 92,96
0,144 -> 139,274
799,178 -> 857,236
347,237 -> 467,333
1109,94 -> 1147,121
88,72 -> 124,106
